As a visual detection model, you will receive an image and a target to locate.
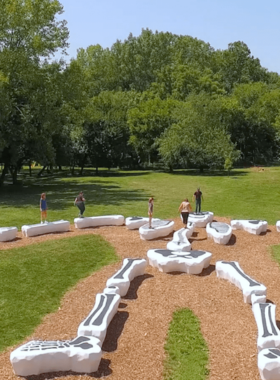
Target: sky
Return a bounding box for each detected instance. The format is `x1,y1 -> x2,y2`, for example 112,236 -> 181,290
58,0 -> 280,73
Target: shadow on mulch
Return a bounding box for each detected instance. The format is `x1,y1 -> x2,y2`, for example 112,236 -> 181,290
226,234 -> 237,246
25,359 -> 112,380
189,237 -> 207,242
197,264 -> 216,277
123,273 -> 154,300
102,311 -> 129,352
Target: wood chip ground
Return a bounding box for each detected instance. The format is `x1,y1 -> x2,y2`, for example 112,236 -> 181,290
1,217 -> 280,380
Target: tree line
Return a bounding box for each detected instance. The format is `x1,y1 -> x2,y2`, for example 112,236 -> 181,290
1,0 -> 280,185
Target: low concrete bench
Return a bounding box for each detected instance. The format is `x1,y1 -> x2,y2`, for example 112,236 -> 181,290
125,216 -> 160,230
188,212 -> 214,227
216,261 -> 267,303
10,336 -> 102,376
253,303 -> 280,352
21,220 -> 70,237
0,227 -> 18,242
258,348 -> 280,380
276,221 -> 280,232
206,222 -> 232,244
74,215 -> 124,229
139,220 -> 174,240
147,249 -> 212,274
167,228 -> 192,252
231,219 -> 267,235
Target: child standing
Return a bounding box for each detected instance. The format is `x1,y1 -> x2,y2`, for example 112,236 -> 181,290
148,197 -> 154,229
40,193 -> 48,224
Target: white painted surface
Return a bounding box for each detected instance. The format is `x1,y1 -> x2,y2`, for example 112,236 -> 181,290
258,348 -> 280,380
253,303 -> 280,352
139,220 -> 174,240
206,222 -> 232,245
0,227 -> 18,242
231,219 -> 267,235
74,215 -> 124,229
21,220 -> 70,237
125,216 -> 160,230
188,212 -> 214,227
167,228 -> 192,252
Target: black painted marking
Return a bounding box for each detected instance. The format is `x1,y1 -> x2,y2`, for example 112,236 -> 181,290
92,294 -> 116,326
20,336 -> 94,352
264,348 -> 280,359
83,295 -> 105,326
70,336 -> 91,345
268,304 -> 279,336
221,261 -> 260,287
130,217 -> 143,221
142,220 -> 171,229
249,220 -> 260,224
154,249 -> 207,259
177,229 -> 185,242
210,222 -> 229,233
114,258 -> 142,280
260,304 -> 274,338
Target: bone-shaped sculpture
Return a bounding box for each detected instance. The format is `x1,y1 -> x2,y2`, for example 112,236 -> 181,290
206,222 -> 232,245
125,216 -> 160,230
78,293 -> 121,342
10,336 -> 102,376
188,212 -> 214,227
252,303 -> 280,352
106,258 -> 147,296
147,249 -> 212,274
167,228 -> 192,252
231,219 -> 267,235
21,220 -> 70,237
216,261 -> 266,303
139,220 -> 174,240
74,215 -> 124,229
0,226 -> 18,242
276,221 -> 280,233
258,348 -> 280,380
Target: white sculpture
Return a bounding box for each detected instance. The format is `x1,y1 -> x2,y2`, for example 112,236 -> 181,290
276,221 -> 280,232
206,222 -> 232,245
139,220 -> 174,240
10,336 -> 102,376
252,293 -> 267,305
125,216 -> 160,230
21,220 -> 70,237
0,227 -> 18,242
147,249 -> 212,274
258,348 -> 280,380
216,261 -> 267,303
74,215 -> 124,229
188,212 -> 214,227
167,228 -> 192,252
106,258 -> 147,296
78,292 -> 120,342
252,303 -> 280,352
231,219 -> 268,235
103,285 -> 121,295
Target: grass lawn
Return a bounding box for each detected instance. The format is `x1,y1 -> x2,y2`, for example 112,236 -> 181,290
0,235 -> 118,352
164,308 -> 209,380
0,166 -> 280,227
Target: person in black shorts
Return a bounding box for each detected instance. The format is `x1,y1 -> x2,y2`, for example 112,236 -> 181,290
178,198 -> 192,228
193,188 -> 203,213
75,191 -> 85,218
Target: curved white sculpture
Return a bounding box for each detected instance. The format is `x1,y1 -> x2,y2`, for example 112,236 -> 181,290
125,216 -> 160,230
0,227 -> 18,242
10,336 -> 102,376
216,261 -> 267,303
106,258 -> 147,296
188,212 -> 214,227
258,348 -> 280,380
147,249 -> 212,274
78,292 -> 120,342
231,219 -> 268,235
252,293 -> 267,305
21,220 -> 70,237
103,285 -> 121,295
74,215 -> 124,229
276,221 -> 280,232
252,303 -> 280,352
139,220 -> 174,240
167,228 -> 192,252
206,222 -> 232,245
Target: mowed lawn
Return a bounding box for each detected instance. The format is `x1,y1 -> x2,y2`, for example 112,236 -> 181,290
0,167 -> 280,227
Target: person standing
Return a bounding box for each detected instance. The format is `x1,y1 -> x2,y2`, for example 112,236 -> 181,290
148,197 -> 154,229
193,187 -> 203,213
178,198 -> 192,228
75,191 -> 86,218
40,193 -> 48,224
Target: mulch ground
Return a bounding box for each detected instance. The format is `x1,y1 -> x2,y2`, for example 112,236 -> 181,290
1,217 -> 280,380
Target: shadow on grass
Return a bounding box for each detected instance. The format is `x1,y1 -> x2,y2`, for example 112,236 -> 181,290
169,169 -> 248,177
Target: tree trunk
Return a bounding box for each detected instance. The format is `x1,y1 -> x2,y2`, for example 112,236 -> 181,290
37,166 -> 46,177
0,161 -> 9,186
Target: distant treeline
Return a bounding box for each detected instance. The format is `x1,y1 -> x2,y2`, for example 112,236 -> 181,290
1,1 -> 280,184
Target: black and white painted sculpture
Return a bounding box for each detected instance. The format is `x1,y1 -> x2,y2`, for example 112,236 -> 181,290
231,219 -> 268,235
206,222 -> 232,245
252,303 -> 280,352
258,348 -> 280,380
252,293 -> 267,305
10,336 -> 102,376
139,220 -> 174,240
216,261 -> 267,303
21,220 -> 70,237
167,228 -> 192,252
125,216 -> 160,230
188,212 -> 214,227
106,258 -> 147,296
147,249 -> 212,274
74,215 -> 124,229
103,285 -> 121,295
0,226 -> 18,242
276,221 -> 280,232
78,293 -> 121,343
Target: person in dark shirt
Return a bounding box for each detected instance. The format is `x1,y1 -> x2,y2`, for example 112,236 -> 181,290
40,193 -> 48,224
75,191 -> 85,218
193,188 -> 203,213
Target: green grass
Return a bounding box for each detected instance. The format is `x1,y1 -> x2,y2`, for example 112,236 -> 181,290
164,308 -> 209,380
0,235 -> 118,352
1,166 -> 280,227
